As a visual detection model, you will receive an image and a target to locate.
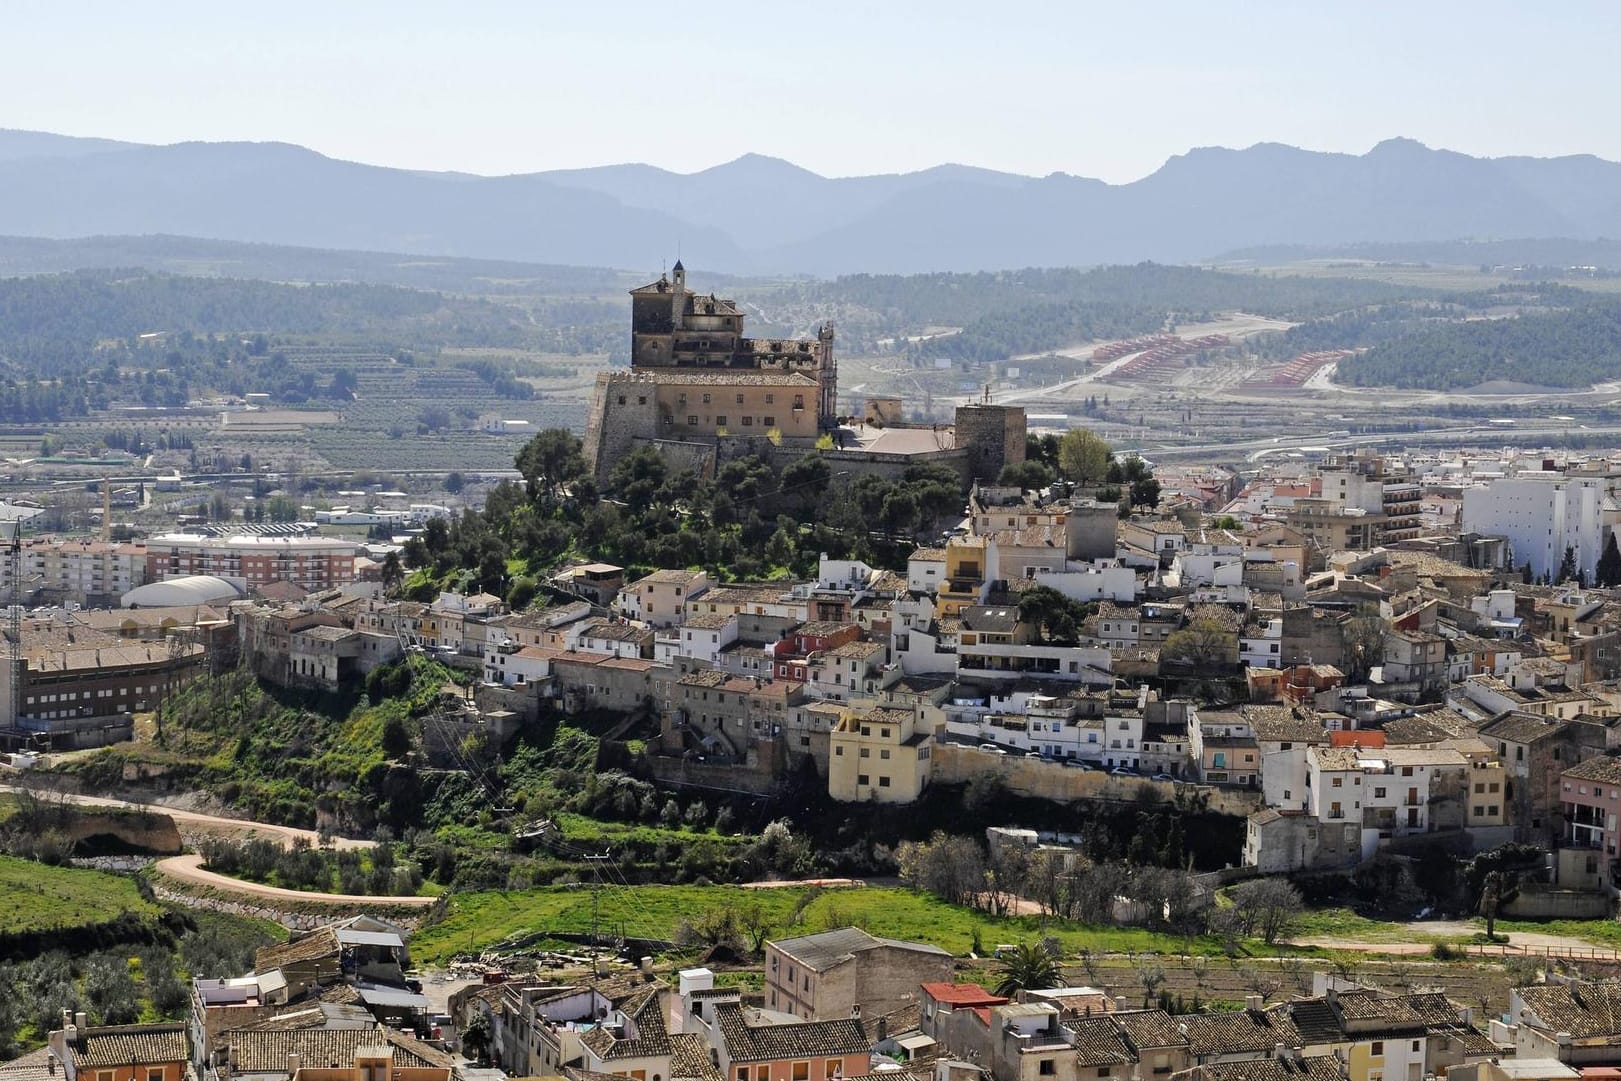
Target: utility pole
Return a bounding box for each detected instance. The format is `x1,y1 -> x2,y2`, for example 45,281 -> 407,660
584,852 -> 611,977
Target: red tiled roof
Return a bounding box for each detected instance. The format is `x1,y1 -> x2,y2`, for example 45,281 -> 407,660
920,983 -> 1008,1008
1329,730 -> 1386,748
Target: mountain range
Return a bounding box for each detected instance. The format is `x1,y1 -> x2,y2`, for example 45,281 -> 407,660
3,130 -> 1621,275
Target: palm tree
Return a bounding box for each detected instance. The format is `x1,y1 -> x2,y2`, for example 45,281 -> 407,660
993,942 -> 1061,998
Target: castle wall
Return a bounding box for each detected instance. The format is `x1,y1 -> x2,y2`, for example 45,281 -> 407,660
953,405 -> 1027,485
588,372 -> 663,482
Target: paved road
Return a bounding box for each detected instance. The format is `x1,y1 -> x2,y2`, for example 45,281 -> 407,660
154,853 -> 437,907
0,783 -> 374,850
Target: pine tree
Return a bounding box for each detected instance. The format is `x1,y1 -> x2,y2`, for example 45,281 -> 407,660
1597,534 -> 1621,588
1557,546 -> 1579,585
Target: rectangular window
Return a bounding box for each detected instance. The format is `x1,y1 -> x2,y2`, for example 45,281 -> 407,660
1039,1063 -> 1056,1077
688,415 -> 699,426
860,747 -> 870,758
879,776 -> 891,787
702,393 -> 712,404
716,416 -> 727,426
742,416 -> 753,426
1374,787 -> 1386,798
793,1065 -> 810,1081
835,746 -> 844,756
826,1063 -> 843,1079
765,394 -> 775,404
757,1068 -> 769,1081
858,774 -> 869,786
880,749 -> 891,760
1371,1042 -> 1384,1056
764,416 -> 776,427
1332,777 -> 1343,788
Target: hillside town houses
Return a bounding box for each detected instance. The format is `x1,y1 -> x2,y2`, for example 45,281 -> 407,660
22,906 -> 1621,1081
18,449 -> 1621,894
27,447 -> 1621,1081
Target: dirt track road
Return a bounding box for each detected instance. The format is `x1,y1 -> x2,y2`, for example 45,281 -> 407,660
0,783 -> 374,850
1293,919 -> 1620,956
154,853 -> 437,908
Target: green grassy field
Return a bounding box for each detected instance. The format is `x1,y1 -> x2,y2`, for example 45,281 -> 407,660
411,883 -> 1233,966
1496,918 -> 1621,948
0,854 -> 162,935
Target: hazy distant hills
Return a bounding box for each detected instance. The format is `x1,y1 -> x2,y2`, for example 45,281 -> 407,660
4,130 -> 1621,275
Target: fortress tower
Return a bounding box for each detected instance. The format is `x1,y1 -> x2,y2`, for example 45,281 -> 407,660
628,263 -> 837,426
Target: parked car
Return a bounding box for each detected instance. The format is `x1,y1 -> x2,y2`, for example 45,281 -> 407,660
1151,773 -> 1176,782
978,742 -> 1008,755
1109,766 -> 1137,777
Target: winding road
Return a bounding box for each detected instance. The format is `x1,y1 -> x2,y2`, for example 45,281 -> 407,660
0,783 -> 374,850
154,853 -> 437,908
1,782 -> 435,908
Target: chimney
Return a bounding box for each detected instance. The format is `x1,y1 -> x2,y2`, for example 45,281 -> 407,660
878,1017 -> 889,1044
1114,996 -> 1128,1011
851,1004 -> 862,1022
74,1013 -> 86,1030
1273,1045 -> 1286,1061
1245,995 -> 1262,1011
289,1053 -> 301,1078
46,1055 -> 56,1077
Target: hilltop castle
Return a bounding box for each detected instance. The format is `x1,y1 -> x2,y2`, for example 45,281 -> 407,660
584,262 -> 837,481
584,262 -> 1025,487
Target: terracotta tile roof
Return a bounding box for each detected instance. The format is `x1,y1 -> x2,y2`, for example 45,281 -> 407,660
221,1028 -> 455,1072
1399,993 -> 1463,1027
255,927 -> 340,971
1564,756 -> 1621,786
67,1024 -> 189,1068
920,984 -> 1007,1008
1518,982 -> 1621,1039
1330,990 -> 1426,1027
1478,711 -> 1565,745
1245,706 -> 1327,745
1380,716 -> 1458,746
0,1046 -> 57,1081
1431,1025 -> 1498,1056
1187,1056 -> 1344,1081
1110,1009 -> 1188,1050
714,1002 -> 872,1063
1282,999 -> 1342,1043
1179,1010 -> 1302,1056
1067,1018 -> 1135,1068
580,987 -> 670,1060
669,1031 -> 725,1081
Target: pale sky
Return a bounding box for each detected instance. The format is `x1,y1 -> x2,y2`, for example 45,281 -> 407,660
8,1 -> 1619,182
